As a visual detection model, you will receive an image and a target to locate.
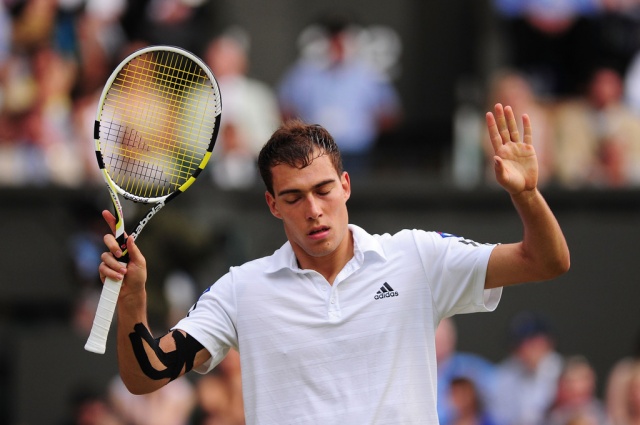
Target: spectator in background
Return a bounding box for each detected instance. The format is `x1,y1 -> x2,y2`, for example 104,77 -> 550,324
190,349 -> 244,425
624,50 -> 640,116
615,364 -> 640,425
118,0 -> 221,57
0,2 -> 9,63
489,311 -> 564,425
204,27 -> 281,190
624,44 -> 640,116
605,329 -> 640,425
0,0 -> 56,185
0,0 -> 222,189
58,385 -> 123,425
448,377 -> 498,425
108,373 -> 196,425
277,13 -> 402,177
491,0 -> 601,98
596,1 -> 640,75
73,0 -> 127,99
30,45 -> 83,186
0,0 -> 125,187
191,374 -> 235,425
436,317 -> 496,425
483,69 -> 555,187
0,44 -> 82,186
544,356 -> 608,425
9,0 -> 59,52
554,66 -> 640,188
68,0 -> 129,186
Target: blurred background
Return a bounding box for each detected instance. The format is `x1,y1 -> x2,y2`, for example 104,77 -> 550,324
2,0 -> 640,424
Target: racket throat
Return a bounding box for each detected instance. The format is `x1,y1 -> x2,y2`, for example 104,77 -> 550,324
131,201 -> 165,241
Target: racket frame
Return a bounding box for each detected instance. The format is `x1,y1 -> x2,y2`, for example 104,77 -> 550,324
84,45 -> 221,354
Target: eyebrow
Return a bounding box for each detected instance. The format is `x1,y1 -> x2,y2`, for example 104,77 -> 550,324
277,178 -> 336,197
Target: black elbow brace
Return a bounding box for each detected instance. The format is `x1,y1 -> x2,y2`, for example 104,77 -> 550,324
129,323 -> 204,381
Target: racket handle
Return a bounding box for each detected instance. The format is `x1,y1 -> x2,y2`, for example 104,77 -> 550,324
84,265 -> 125,354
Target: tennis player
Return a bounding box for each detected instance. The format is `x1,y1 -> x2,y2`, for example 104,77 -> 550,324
99,103 -> 570,424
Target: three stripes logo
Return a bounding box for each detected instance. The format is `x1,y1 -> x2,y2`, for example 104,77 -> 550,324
374,282 -> 399,300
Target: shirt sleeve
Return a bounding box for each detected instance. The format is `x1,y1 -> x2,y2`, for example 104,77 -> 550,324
414,230 -> 502,319
172,271 -> 238,374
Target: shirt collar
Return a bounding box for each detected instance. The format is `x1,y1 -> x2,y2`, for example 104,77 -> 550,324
264,224 -> 387,274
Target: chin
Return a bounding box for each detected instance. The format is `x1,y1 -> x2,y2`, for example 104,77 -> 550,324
305,241 -> 336,258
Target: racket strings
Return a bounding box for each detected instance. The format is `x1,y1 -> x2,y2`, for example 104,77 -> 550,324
99,50 -> 220,198
112,58 -> 217,146
106,124 -> 177,196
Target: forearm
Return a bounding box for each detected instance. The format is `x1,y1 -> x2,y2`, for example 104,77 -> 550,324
116,290 -> 168,394
116,288 -> 209,394
511,188 -> 570,278
486,188 -> 570,289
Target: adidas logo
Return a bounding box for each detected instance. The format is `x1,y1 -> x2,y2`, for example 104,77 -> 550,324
374,282 -> 399,300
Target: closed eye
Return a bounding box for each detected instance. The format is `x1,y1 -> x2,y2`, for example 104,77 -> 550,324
315,181 -> 335,196
284,196 -> 301,205
277,179 -> 336,204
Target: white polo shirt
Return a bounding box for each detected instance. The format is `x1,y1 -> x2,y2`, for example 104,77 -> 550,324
174,224 -> 501,425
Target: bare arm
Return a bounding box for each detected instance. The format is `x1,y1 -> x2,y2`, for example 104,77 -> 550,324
484,104 -> 570,289
99,211 -> 211,394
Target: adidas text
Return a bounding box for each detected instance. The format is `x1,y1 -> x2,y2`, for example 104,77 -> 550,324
374,291 -> 399,300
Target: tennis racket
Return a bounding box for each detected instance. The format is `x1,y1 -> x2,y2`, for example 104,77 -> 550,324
84,45 -> 222,354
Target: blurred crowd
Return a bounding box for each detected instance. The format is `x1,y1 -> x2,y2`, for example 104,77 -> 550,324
4,0 -> 640,191
452,0 -> 640,190
432,314 -> 640,425
60,313 -> 640,425
0,0 -> 402,189
4,0 -> 640,424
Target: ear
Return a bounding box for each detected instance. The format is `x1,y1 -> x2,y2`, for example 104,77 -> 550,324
265,191 -> 282,219
341,171 -> 351,201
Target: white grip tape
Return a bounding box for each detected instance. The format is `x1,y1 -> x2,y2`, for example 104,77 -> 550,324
84,262 -> 126,354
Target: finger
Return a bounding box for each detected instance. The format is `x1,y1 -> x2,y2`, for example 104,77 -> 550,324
522,113 -> 533,145
99,256 -> 126,281
504,105 -> 520,143
99,262 -> 124,282
103,233 -> 124,259
102,210 -> 117,234
486,112 -> 503,154
494,103 -> 510,144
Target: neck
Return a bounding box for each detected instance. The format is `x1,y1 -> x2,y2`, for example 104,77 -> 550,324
297,231 -> 354,285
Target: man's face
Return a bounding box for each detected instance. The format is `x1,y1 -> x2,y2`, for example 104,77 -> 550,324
265,153 -> 351,267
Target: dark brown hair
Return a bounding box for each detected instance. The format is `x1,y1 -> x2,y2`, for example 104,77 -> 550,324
258,119 -> 343,195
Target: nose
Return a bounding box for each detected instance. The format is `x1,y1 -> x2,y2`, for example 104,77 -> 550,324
305,196 -> 322,220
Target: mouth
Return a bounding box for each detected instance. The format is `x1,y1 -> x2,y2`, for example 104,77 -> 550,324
308,226 -> 330,238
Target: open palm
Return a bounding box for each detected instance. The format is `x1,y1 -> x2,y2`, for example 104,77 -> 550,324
486,103 -> 538,194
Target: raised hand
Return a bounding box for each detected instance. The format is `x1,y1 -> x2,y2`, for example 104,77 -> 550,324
486,103 -> 538,195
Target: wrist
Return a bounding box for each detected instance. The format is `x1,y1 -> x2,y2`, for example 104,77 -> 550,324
118,289 -> 147,315
510,187 -> 539,204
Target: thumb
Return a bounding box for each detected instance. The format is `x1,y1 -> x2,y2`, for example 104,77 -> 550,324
494,156 -> 504,174
493,156 -> 509,185
125,236 -> 146,268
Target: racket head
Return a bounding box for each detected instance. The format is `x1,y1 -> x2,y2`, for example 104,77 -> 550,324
94,45 -> 222,204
